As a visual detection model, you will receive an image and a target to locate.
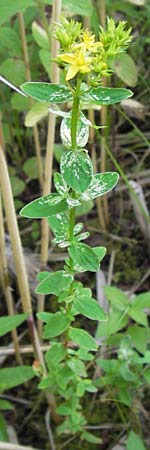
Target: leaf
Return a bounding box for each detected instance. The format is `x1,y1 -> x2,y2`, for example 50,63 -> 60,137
60,112 -> 89,148
83,87 -> 133,105
69,243 -> 99,272
0,414 -> 9,441
25,102 -> 49,127
128,307 -> 147,326
93,246 -> 107,262
81,172 -> 119,201
131,292 -> 150,310
0,314 -> 27,337
69,327 -> 98,352
82,431 -> 102,444
75,292 -> 107,321
0,366 -> 34,392
127,325 -> 147,354
11,93 -> 29,111
47,212 -> 69,243
21,82 -> 73,103
111,53 -> 138,87
23,156 -> 44,180
43,312 -> 71,338
20,193 -> 68,218
0,58 -> 25,85
10,176 -> 25,197
126,431 -> 146,450
96,310 -> 128,338
62,0 -> 93,16
67,358 -> 87,377
0,27 -> 21,56
0,0 -> 34,26
46,343 -> 67,368
104,286 -> 129,311
36,270 -> 73,295
32,21 -> 49,50
0,399 -> 13,410
54,173 -> 68,195
60,151 -> 93,193
39,49 -> 51,76
75,200 -> 93,217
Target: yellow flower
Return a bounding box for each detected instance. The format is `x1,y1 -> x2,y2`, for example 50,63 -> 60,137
81,30 -> 103,53
58,48 -> 92,81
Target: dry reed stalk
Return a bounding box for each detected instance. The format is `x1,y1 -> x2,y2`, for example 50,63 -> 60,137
0,147 -> 46,371
98,0 -> 109,226
0,198 -> 22,365
0,444 -> 44,450
18,13 -> 43,188
38,0 -> 62,337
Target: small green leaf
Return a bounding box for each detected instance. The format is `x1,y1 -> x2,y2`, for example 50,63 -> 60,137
75,293 -> 107,321
128,307 -> 147,326
111,53 -> 138,87
25,102 -> 49,127
20,193 -> 68,218
67,358 -> 87,377
60,112 -> 89,148
104,286 -> 129,311
131,292 -> 150,309
0,414 -> 9,441
10,176 -> 25,197
46,343 -> 67,368
127,325 -> 147,354
43,312 -> 71,338
60,150 -> 93,193
127,431 -> 146,450
23,156 -> 44,179
21,82 -> 73,103
47,212 -> 69,243
93,246 -> 107,262
82,172 -> 119,200
0,314 -> 27,337
32,21 -> 49,49
54,173 -> 68,195
82,431 -> 102,444
69,327 -> 98,352
36,270 -> 73,295
69,243 -> 99,272
0,399 -> 13,410
0,366 -> 34,392
83,87 -> 133,105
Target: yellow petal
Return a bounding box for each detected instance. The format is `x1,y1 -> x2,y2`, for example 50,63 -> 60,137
58,53 -> 75,64
80,65 -> 91,74
66,64 -> 79,81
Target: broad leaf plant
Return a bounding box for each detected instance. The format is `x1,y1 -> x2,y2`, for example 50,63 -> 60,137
19,17 -> 133,442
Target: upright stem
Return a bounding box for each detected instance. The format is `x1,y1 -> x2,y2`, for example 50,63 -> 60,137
38,0 -> 62,337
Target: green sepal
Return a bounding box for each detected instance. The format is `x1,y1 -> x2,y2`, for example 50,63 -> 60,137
69,243 -> 99,272
21,82 -> 73,103
20,193 -> 68,218
82,86 -> 133,105
69,327 -> 98,352
36,270 -> 73,295
60,150 -> 93,193
43,312 -> 71,339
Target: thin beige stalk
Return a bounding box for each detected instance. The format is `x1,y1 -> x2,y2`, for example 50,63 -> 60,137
0,196 -> 22,364
0,148 -> 46,368
18,12 -> 43,188
98,0 -> 109,226
38,0 -> 62,337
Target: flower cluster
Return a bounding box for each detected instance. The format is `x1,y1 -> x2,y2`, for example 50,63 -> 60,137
54,17 -> 132,85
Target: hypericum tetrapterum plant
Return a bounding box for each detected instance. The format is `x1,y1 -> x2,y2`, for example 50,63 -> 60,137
20,17 -> 133,443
